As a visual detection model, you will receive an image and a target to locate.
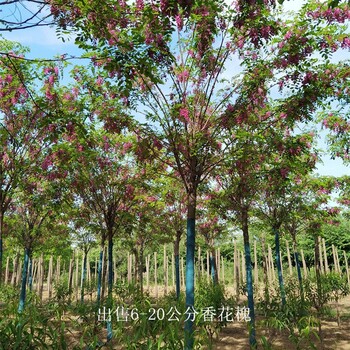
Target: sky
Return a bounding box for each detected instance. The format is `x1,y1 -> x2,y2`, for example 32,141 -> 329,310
0,0 -> 348,178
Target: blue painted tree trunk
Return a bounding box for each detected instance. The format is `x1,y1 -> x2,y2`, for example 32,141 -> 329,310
174,232 -> 181,300
294,251 -> 304,293
242,208 -> 256,349
18,248 -> 30,313
210,250 -> 218,284
81,251 -> 87,303
185,217 -> 195,350
274,227 -> 286,307
106,235 -> 113,342
108,236 -> 113,296
28,256 -> 33,291
97,247 -> 103,305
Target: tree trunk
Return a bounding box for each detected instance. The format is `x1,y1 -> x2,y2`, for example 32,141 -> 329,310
68,255 -> 74,303
292,234 -> 304,302
261,235 -> 269,305
0,212 -> 3,285
242,206 -> 256,349
174,231 -> 181,300
185,189 -> 196,350
97,242 -> 104,304
107,233 -> 113,342
210,246 -> 218,284
18,247 -> 31,313
28,254 -> 33,291
81,249 -> 87,303
138,243 -> 144,296
108,234 -> 113,297
274,227 -> 286,307
314,235 -> 324,349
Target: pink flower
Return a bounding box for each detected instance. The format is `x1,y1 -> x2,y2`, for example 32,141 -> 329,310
5,74 -> 13,83
136,0 -> 144,10
72,87 -> 79,97
175,15 -> 183,30
63,92 -> 72,100
341,37 -> 350,49
280,168 -> 289,178
46,90 -> 54,100
41,156 -> 53,170
96,76 -> 104,86
48,124 -> 56,132
48,75 -> 55,85
125,184 -> 134,198
179,108 -> 190,122
280,112 -> 287,119
123,142 -> 133,151
284,31 -> 292,40
153,138 -> 162,150
177,70 -> 189,83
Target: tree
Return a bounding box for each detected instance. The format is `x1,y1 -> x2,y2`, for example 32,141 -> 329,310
0,39 -> 65,283
159,176 -> 186,299
63,130 -> 139,341
256,131 -> 318,307
48,1 -> 350,348
9,169 -> 62,312
70,212 -> 97,303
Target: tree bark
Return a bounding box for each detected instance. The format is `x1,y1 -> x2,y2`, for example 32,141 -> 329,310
28,254 -> 33,291
81,249 -> 87,303
185,188 -> 196,350
241,206 -> 256,349
261,235 -> 269,305
18,247 -> 31,313
97,241 -> 104,304
292,233 -> 304,302
174,231 -> 181,300
274,226 -> 286,307
314,235 -> 324,349
0,212 -> 3,285
210,245 -> 218,284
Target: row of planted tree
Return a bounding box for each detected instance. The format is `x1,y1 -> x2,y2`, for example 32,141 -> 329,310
1,0 -> 350,348
2,230 -> 350,348
4,235 -> 350,303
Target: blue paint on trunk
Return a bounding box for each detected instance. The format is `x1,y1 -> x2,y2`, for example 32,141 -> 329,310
294,251 -> 302,283
210,255 -> 216,283
108,237 -> 113,296
294,251 -> 304,298
28,256 -> 33,291
274,228 -> 286,306
244,242 -> 256,348
18,248 -> 30,313
175,254 -> 180,300
97,249 -> 103,304
185,218 -> 195,350
107,320 -> 112,342
106,237 -> 113,344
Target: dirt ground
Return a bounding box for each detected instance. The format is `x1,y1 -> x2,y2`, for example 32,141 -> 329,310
6,285 -> 350,349
212,294 -> 350,350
